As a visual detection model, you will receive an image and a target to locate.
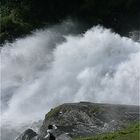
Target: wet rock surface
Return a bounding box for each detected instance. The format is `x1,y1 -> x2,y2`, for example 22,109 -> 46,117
15,129 -> 37,140
15,102 -> 140,140
40,102 -> 140,137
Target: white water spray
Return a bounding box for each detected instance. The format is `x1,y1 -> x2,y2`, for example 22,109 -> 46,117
1,24 -> 140,126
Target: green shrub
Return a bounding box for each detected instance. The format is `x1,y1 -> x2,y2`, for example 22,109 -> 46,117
46,106 -> 61,118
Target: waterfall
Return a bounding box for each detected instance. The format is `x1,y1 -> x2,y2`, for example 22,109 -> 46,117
1,23 -> 140,126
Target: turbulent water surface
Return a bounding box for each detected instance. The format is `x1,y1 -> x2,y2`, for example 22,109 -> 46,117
1,22 -> 140,129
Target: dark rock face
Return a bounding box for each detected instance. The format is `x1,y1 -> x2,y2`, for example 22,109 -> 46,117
15,129 -> 37,140
15,102 -> 140,140
39,102 -> 140,137
57,134 -> 72,140
15,129 -> 72,140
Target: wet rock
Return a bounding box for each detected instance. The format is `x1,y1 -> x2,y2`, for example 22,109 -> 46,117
40,102 -> 140,137
15,102 -> 140,139
56,133 -> 72,140
15,129 -> 37,140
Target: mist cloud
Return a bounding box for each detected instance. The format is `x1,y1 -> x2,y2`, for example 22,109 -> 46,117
1,24 -> 140,126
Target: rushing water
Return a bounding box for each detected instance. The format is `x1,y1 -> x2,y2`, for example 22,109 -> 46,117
1,22 -> 140,128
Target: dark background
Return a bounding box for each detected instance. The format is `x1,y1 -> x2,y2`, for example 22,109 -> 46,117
1,0 -> 140,44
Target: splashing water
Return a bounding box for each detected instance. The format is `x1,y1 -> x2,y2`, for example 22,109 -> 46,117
1,24 -> 140,126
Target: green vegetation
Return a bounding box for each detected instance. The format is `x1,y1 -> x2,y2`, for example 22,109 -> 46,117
0,1 -> 33,43
46,106 -> 61,118
0,13 -> 32,43
1,0 -> 139,43
74,122 -> 140,140
88,106 -> 100,115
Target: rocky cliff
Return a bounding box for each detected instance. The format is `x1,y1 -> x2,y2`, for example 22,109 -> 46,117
15,102 -> 140,140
